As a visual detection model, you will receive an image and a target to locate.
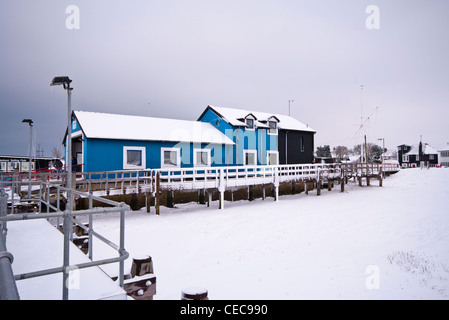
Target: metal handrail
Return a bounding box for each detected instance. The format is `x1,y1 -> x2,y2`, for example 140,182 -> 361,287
0,182 -> 130,300
0,189 -> 20,300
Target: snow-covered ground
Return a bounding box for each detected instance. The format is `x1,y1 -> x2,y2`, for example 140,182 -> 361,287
93,168 -> 449,300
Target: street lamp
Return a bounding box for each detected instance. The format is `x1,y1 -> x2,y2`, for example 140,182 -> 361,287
50,76 -> 73,301
22,119 -> 33,200
288,99 -> 294,116
378,138 -> 385,163
50,76 -> 73,190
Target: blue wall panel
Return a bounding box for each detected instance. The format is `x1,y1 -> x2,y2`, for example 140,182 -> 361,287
83,138 -> 228,172
198,108 -> 278,166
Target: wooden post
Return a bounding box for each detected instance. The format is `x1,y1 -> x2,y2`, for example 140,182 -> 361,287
219,190 -> 224,210
340,178 -> 345,193
378,175 -> 383,187
207,190 -> 212,207
155,172 -> 160,215
199,189 -> 205,205
274,184 -> 279,201
317,179 -> 321,196
274,167 -> 279,202
262,185 -> 266,200
304,180 -> 308,195
328,179 -> 332,191
167,190 -> 174,208
145,192 -> 151,213
248,185 -> 254,201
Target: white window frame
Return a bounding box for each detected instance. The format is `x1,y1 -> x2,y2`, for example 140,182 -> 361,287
0,162 -> 6,172
161,147 -> 181,168
243,150 -> 257,166
245,116 -> 255,131
123,146 -> 146,170
402,155 -> 409,163
267,151 -> 279,166
8,162 -> 20,172
193,148 -> 211,167
267,119 -> 278,135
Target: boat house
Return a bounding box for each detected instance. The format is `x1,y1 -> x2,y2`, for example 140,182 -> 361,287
65,111 -> 234,172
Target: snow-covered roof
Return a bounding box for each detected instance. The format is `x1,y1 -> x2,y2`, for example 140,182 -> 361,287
406,143 -> 438,155
204,105 -> 316,133
73,111 -> 234,145
438,145 -> 449,152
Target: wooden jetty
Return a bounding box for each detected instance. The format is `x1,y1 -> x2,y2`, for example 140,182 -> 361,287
1,162 -> 400,214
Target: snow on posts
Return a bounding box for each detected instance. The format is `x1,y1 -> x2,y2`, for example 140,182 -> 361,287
130,255 -> 154,277
124,255 -> 156,300
218,168 -> 225,209
155,171 -> 161,215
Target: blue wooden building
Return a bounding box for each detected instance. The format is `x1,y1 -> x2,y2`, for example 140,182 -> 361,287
65,111 -> 234,172
64,107 -> 315,173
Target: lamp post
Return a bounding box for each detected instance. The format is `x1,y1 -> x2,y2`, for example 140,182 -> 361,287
288,99 -> 294,116
378,138 -> 385,163
50,77 -> 73,190
50,76 -> 73,301
22,119 -> 33,200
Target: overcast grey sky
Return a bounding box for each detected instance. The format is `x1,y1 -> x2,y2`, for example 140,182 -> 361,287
1,0 -> 448,157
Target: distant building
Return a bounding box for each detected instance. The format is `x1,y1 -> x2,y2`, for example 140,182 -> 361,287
0,155 -> 60,173
397,142 -> 439,168
438,144 -> 449,167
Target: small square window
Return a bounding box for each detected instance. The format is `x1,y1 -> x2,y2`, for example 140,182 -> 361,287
194,149 -> 211,167
161,148 -> 181,168
267,151 -> 278,165
123,147 -> 146,170
246,118 -> 254,130
268,120 -> 277,135
244,150 -> 257,166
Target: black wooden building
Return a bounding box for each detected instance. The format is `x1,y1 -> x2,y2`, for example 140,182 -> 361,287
397,142 -> 439,168
278,129 -> 315,164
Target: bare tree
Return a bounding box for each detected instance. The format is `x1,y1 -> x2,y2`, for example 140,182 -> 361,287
334,146 -> 350,161
52,147 -> 62,159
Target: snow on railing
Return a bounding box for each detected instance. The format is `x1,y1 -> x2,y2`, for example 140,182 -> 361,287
1,162 -> 400,199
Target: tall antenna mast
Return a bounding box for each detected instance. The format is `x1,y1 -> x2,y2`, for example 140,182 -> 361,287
360,85 -> 365,163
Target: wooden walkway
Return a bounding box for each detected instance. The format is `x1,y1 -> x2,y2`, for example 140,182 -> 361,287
1,162 -> 400,214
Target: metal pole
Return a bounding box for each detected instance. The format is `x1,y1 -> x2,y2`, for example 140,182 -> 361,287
62,205 -> 71,300
0,234 -> 20,300
0,189 -> 20,300
28,124 -> 32,200
119,203 -> 126,288
67,86 -> 72,194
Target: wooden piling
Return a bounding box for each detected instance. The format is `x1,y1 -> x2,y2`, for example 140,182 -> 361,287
155,172 -> 160,215
248,185 -> 254,201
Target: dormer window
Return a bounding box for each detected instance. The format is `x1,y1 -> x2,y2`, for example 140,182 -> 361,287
268,117 -> 278,135
245,115 -> 256,130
